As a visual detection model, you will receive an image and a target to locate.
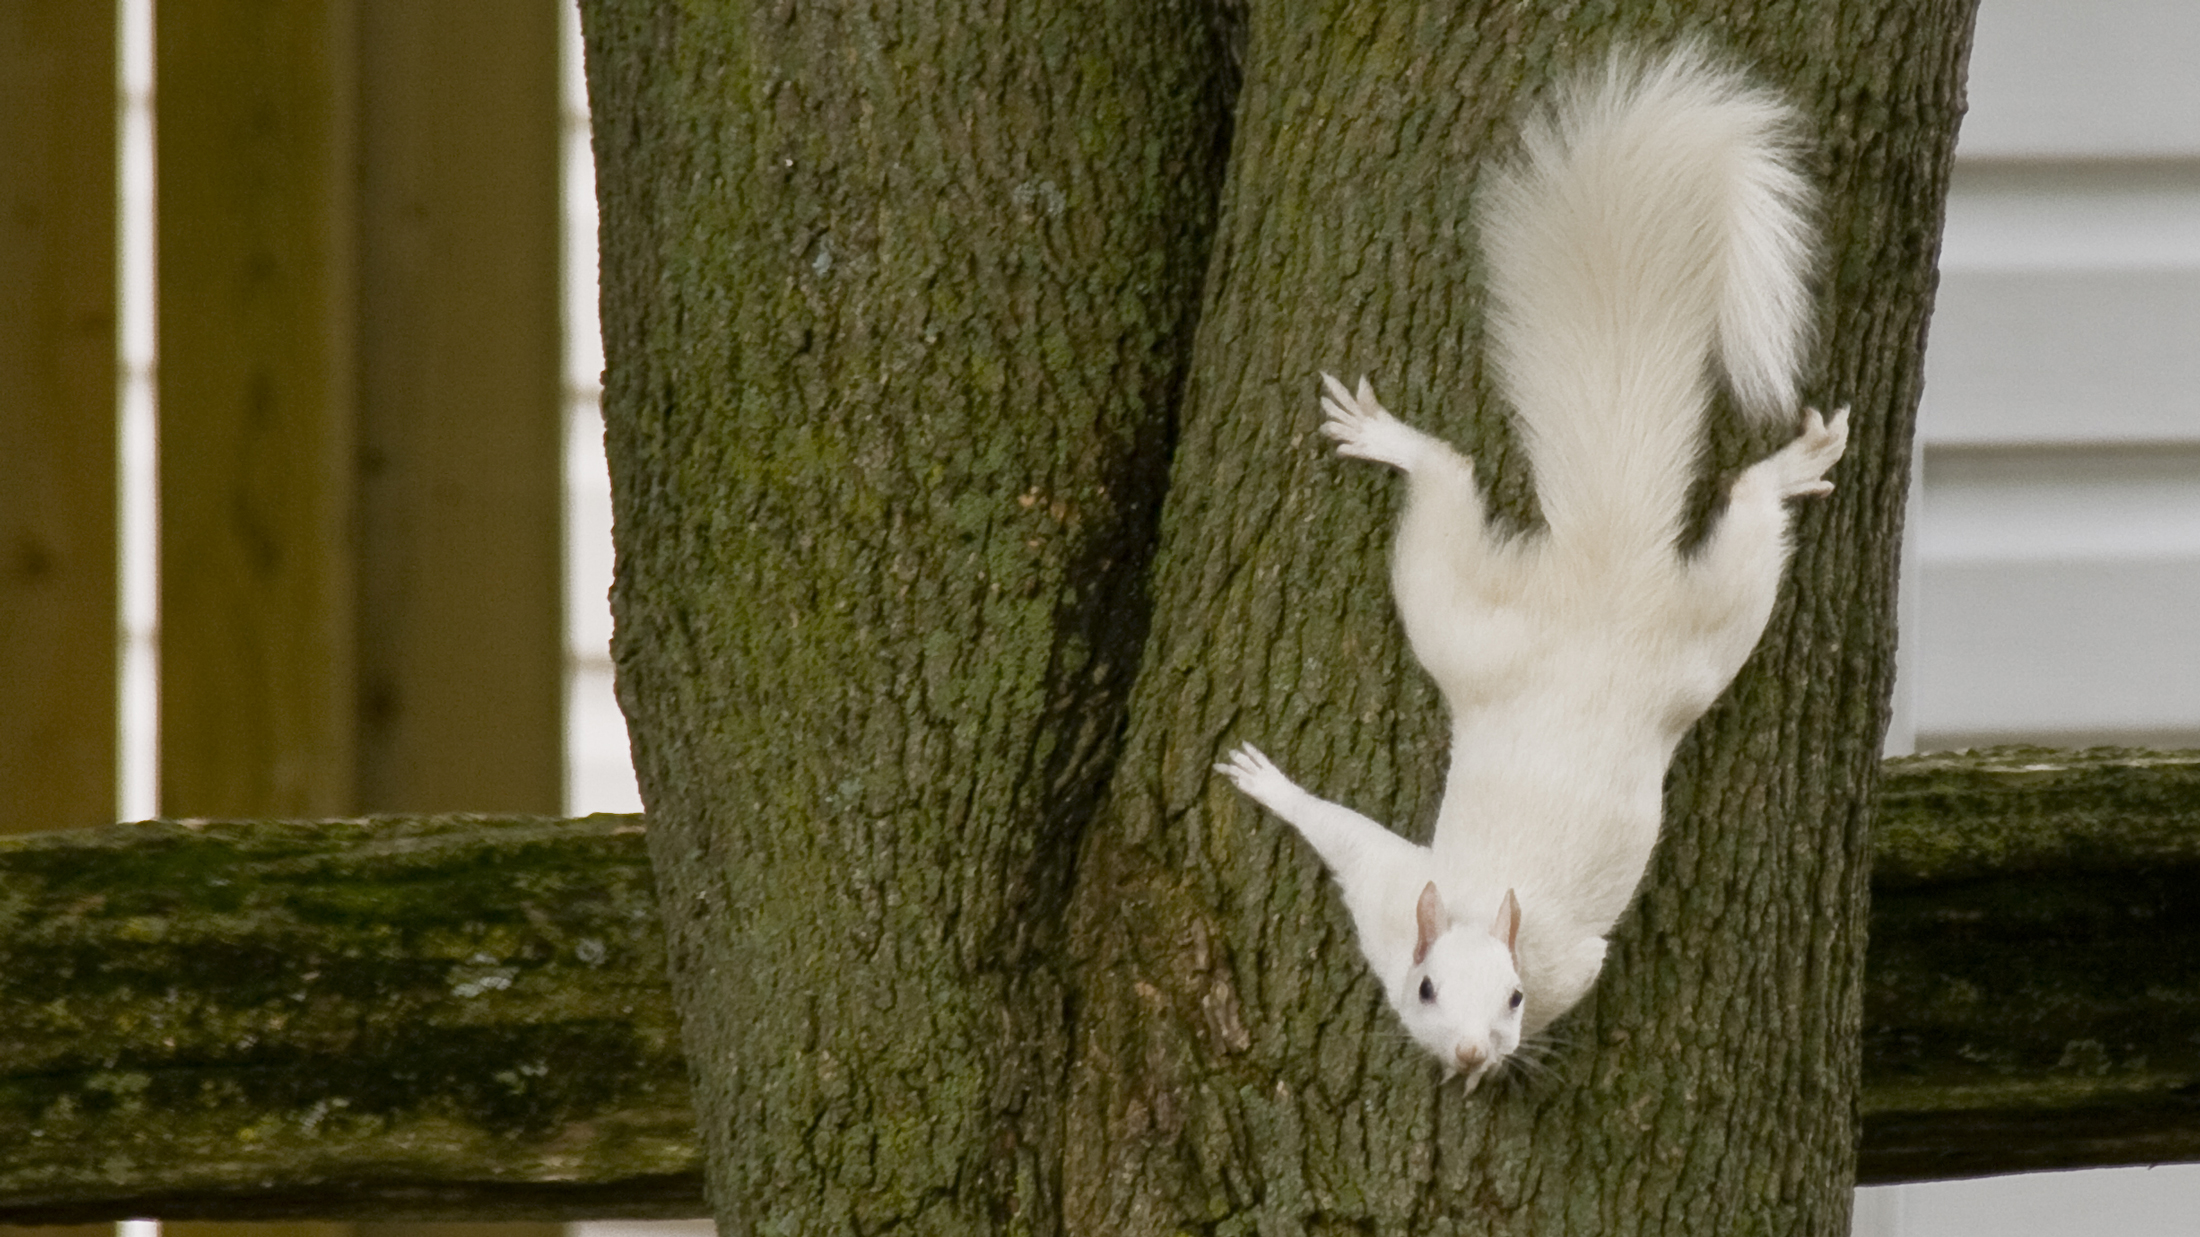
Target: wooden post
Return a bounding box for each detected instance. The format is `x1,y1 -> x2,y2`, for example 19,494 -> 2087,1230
0,0 -> 120,837
154,4 -> 568,1237
157,0 -> 359,818
155,14 -> 357,1237
354,0 -> 566,813
158,0 -> 567,819
2,14 -> 122,1237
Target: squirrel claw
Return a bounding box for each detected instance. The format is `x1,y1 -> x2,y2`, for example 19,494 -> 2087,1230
1317,374 -> 1422,471
1763,403 -> 1850,500
1215,742 -> 1298,808
1214,742 -> 1273,781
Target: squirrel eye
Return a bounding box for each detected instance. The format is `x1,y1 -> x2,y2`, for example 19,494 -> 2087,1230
1418,978 -> 1436,1004
1509,989 -> 1524,1010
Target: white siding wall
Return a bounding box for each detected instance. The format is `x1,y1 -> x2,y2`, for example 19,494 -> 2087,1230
1908,0 -> 2200,754
1862,0 -> 2200,1231
563,3 -> 643,817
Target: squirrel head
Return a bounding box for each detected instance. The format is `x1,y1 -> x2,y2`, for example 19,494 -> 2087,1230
1395,882 -> 1525,1090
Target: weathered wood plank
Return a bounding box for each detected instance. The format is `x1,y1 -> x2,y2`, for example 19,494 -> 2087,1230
1861,747 -> 2200,1182
0,21 -> 124,1237
3,749 -> 2197,1220
0,0 -> 119,836
0,19 -> 124,1232
157,0 -> 359,817
0,814 -> 694,1223
355,0 -> 565,813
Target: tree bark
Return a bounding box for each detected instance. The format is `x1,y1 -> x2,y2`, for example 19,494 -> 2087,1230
582,2 -> 1976,1235
1063,5 -> 1972,1235
580,2 -> 1227,1232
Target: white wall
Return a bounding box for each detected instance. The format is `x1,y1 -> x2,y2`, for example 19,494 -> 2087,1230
1861,0 -> 2200,1229
563,1 -> 643,818
1907,0 -> 2200,754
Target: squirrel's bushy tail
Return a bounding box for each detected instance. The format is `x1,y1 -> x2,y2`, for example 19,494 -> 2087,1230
1479,45 -> 1815,560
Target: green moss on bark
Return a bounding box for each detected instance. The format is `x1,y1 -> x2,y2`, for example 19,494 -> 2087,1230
582,0 -> 1230,1233
1063,5 -> 1974,1235
0,815 -> 692,1222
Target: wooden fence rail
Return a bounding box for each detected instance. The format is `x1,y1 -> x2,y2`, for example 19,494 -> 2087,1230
5,748 -> 2199,1222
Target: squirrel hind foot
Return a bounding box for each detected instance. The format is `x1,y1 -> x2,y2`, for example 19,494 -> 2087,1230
1766,404 -> 1850,500
1317,373 -> 1425,472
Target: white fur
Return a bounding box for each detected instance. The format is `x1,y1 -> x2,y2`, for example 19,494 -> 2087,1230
1215,46 -> 1848,1084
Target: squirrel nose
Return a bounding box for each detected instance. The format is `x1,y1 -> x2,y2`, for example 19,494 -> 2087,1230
1456,1044 -> 1487,1071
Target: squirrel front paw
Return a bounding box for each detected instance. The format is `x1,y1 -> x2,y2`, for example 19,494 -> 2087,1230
1214,742 -> 1302,812
1318,373 -> 1427,472
1763,405 -> 1850,500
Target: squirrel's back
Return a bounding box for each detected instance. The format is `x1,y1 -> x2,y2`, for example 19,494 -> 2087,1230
1478,46 -> 1816,564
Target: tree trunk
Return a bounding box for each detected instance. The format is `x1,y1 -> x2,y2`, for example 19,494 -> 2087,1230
582,2 -> 1977,1235
1061,6 -> 1975,1234
580,2 -> 1228,1232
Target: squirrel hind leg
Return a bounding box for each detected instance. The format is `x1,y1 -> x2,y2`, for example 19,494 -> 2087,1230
1756,405 -> 1850,500
1391,436 -> 1519,690
1314,372 -> 1492,556
1318,373 -> 1438,472
1315,370 -> 1513,684
1393,440 -> 1491,577
1679,405 -> 1851,686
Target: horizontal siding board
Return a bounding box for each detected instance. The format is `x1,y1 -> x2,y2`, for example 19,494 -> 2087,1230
1913,557 -> 2200,740
1919,446 -> 2200,562
1938,162 -> 2200,272
1919,270 -> 2200,446
1958,0 -> 2200,159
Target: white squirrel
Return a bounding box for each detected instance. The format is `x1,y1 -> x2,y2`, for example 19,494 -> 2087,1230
1215,46 -> 1849,1089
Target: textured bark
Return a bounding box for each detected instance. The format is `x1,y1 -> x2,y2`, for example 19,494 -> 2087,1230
582,2 -> 1975,1235
0,815 -> 691,1223
1863,748 -> 2200,1182
580,2 -> 1227,1233
1061,6 -> 1972,1236
6,749 -> 2196,1221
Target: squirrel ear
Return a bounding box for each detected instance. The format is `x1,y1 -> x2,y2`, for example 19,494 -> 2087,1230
1492,888 -> 1522,962
1414,882 -> 1447,965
